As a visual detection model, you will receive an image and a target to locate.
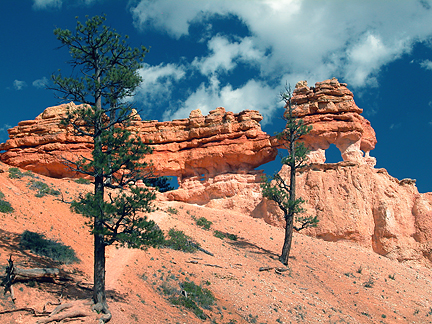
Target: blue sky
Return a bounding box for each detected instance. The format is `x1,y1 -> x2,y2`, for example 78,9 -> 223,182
1,0 -> 432,192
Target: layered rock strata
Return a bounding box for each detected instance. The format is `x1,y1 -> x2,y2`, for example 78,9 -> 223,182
0,104 -> 277,180
256,162 -> 432,267
290,78 -> 377,166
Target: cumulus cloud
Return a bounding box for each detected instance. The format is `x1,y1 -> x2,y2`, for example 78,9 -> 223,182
32,0 -> 100,10
132,0 -> 432,119
32,77 -> 48,89
0,124 -> 11,145
163,76 -> 279,124
192,36 -> 265,76
420,59 -> 432,70
32,0 -> 62,10
13,80 -> 27,91
133,63 -> 186,117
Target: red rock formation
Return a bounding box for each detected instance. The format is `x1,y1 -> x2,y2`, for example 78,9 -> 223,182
131,107 -> 277,180
0,104 -> 277,180
165,171 -> 264,215
290,78 -> 377,166
0,103 -> 93,178
255,162 -> 432,267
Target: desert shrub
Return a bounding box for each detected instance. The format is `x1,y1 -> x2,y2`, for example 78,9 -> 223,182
158,281 -> 177,296
182,281 -> 215,309
0,190 -> 14,213
213,230 -> 225,239
226,233 -> 238,241
170,295 -> 206,319
196,217 -> 212,230
164,228 -> 199,253
8,167 -> 23,179
28,180 -> 61,197
20,230 -> 79,264
0,200 -> 14,213
363,278 -> 374,288
213,230 -> 238,241
167,206 -> 178,214
23,170 -> 36,178
74,178 -> 91,184
169,281 -> 215,320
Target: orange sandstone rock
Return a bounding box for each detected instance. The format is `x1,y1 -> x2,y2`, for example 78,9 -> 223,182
260,163 -> 432,266
289,78 -> 377,166
0,104 -> 277,180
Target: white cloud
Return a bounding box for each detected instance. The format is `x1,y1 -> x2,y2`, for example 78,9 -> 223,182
0,124 -> 11,144
132,0 -> 432,118
345,33 -> 411,87
32,0 -> 62,10
32,0 -> 99,10
32,77 -> 48,89
13,80 -> 27,91
134,63 -> 186,117
192,36 -> 265,76
163,76 -> 279,124
420,59 -> 432,70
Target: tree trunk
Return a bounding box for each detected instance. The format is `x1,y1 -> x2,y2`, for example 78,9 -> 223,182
92,169 -> 107,311
91,63 -> 109,312
279,212 -> 294,265
93,227 -> 107,310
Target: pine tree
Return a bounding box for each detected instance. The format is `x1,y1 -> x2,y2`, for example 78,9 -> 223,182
51,15 -> 164,321
262,85 -> 318,266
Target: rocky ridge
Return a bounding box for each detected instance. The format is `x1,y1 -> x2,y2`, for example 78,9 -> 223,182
0,105 -> 277,180
1,78 -> 431,267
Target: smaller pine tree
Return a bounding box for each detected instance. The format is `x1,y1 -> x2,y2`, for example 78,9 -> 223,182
262,85 -> 318,265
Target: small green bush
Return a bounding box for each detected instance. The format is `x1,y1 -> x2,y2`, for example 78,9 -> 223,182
167,206 -> 178,214
8,167 -> 23,179
196,217 -> 212,230
213,230 -> 225,239
74,178 -> 91,185
0,191 -> 4,199
164,228 -> 199,253
213,230 -> 237,241
226,233 -> 238,241
170,295 -> 206,319
23,170 -> 36,178
28,180 -> 61,197
182,281 -> 215,309
0,200 -> 14,213
20,230 -> 79,264
169,281 -> 215,320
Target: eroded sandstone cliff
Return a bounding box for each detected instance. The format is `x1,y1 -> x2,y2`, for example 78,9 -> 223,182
258,162 -> 432,267
1,78 -> 431,266
290,78 -> 377,166
0,105 -> 276,180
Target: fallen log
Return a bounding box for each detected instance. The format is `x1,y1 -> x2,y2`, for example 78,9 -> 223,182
1,255 -> 70,304
259,266 -> 274,272
14,267 -> 60,281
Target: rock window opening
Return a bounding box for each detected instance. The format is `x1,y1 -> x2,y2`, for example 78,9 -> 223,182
325,144 -> 343,163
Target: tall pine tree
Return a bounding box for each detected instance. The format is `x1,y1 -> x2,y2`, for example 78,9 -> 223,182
51,15 -> 164,321
262,85 -> 318,266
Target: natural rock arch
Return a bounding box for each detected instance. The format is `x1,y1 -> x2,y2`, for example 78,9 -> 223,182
290,78 -> 377,167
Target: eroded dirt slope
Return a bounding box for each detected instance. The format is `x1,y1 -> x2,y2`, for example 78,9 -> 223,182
1,162 -> 432,324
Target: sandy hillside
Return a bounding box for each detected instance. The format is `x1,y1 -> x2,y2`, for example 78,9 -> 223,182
1,162 -> 432,324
